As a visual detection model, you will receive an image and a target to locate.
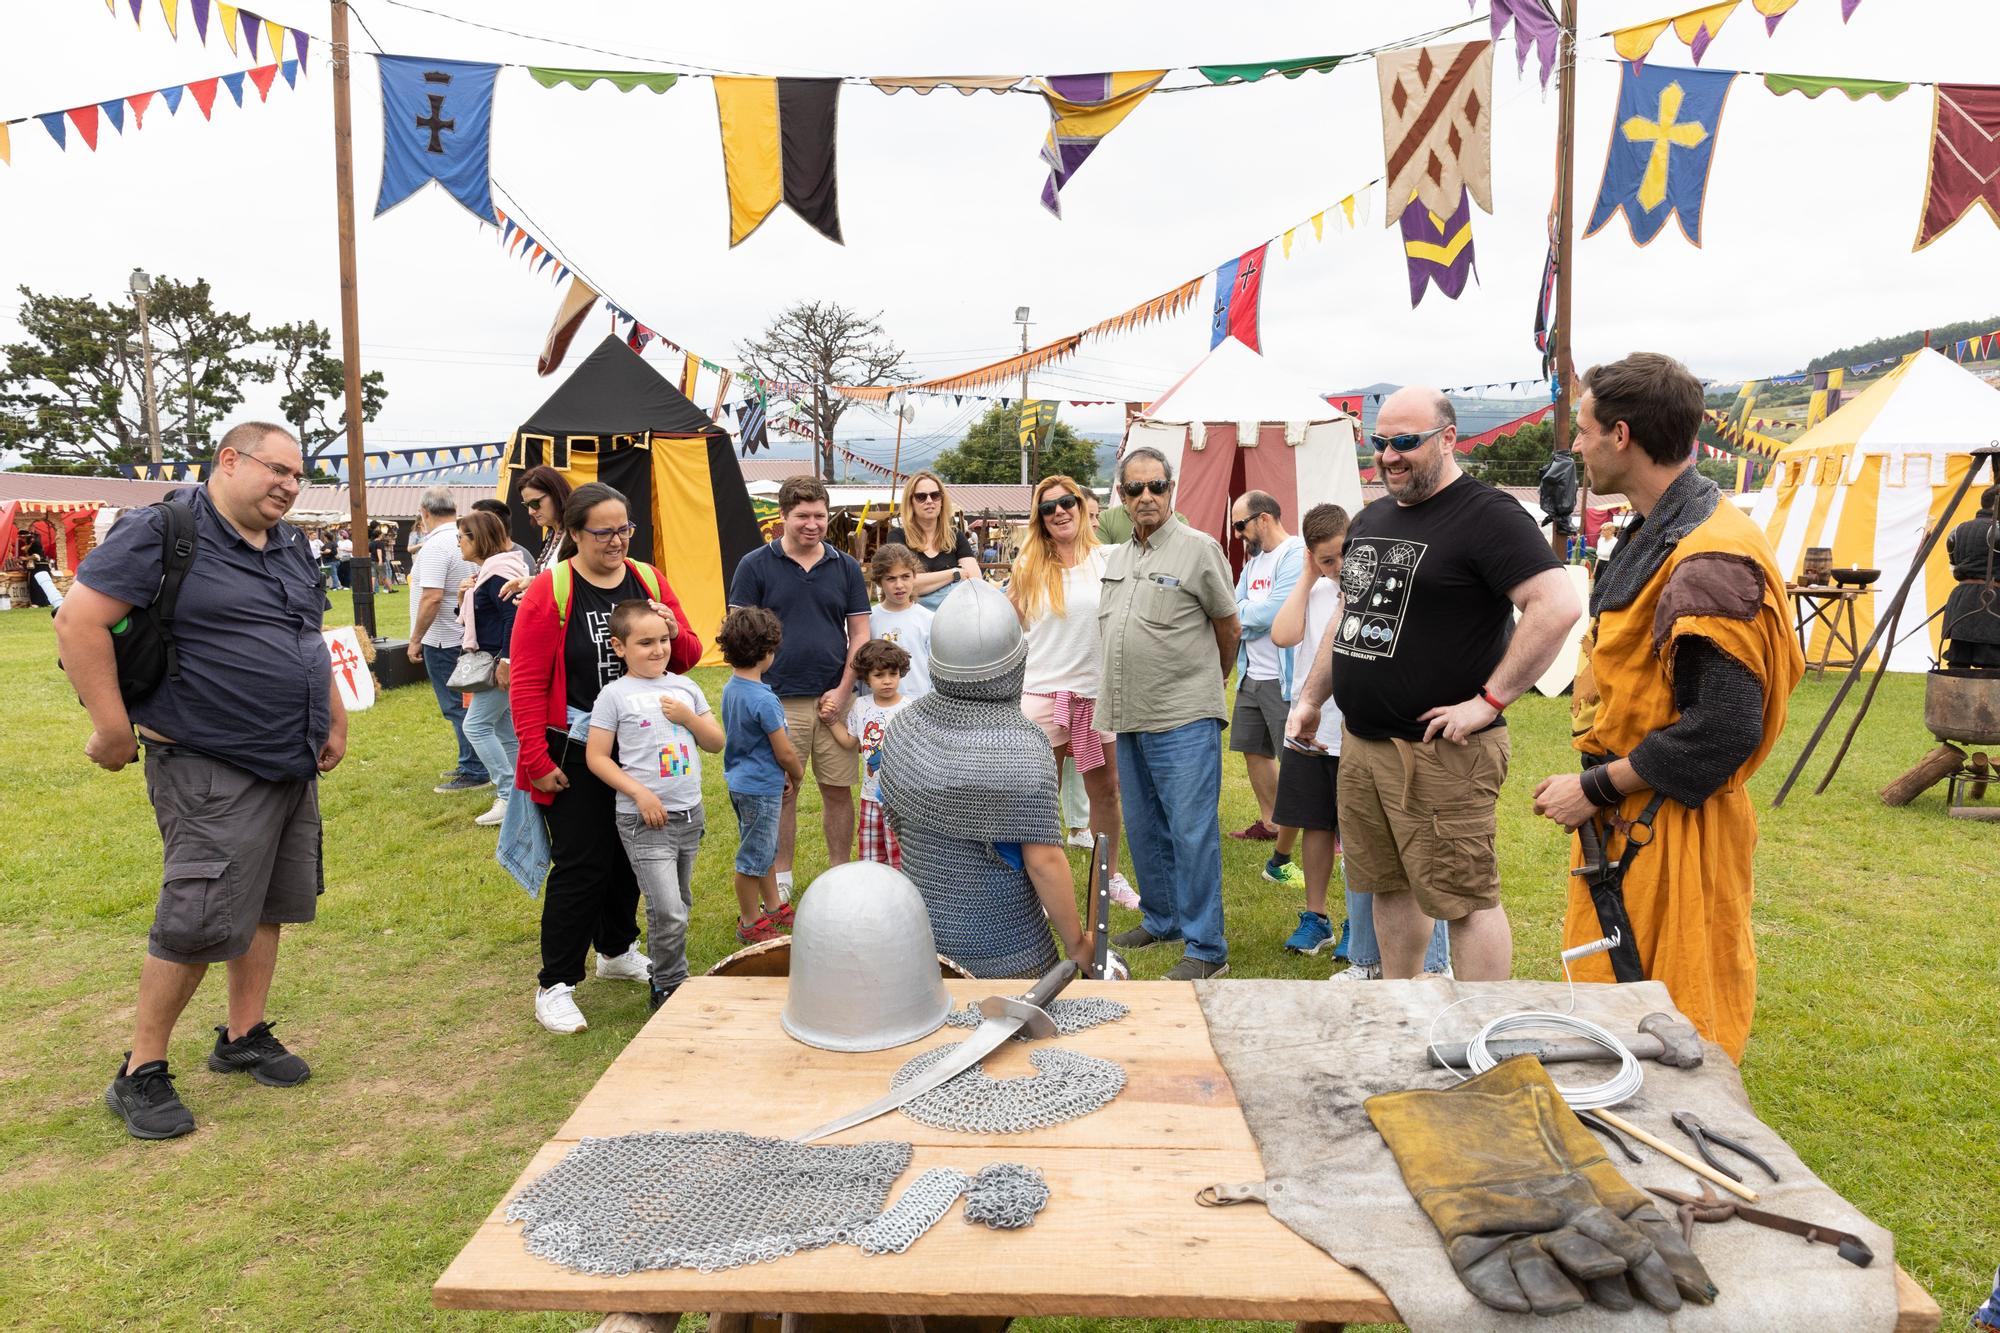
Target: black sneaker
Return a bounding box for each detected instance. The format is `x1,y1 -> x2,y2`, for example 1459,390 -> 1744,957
208,1021 -> 312,1087
649,983 -> 680,1011
1111,924 -> 1172,951
106,1056 -> 196,1140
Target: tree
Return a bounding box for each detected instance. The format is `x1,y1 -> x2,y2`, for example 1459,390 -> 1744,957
264,320 -> 387,466
933,404 -> 1099,486
737,301 -> 905,479
1462,419 -> 1556,488
0,277 -> 270,474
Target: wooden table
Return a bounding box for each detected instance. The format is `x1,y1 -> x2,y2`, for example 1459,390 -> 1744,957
435,979 -> 1940,1331
1787,583 -> 1871,678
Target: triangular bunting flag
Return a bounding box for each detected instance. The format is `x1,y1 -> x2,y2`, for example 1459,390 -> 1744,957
1310,211 -> 1325,240
1034,71 -> 1164,217
240,8 -> 261,58
216,2 -> 238,53
0,123 -> 9,167
1377,41 -> 1494,223
221,71 -> 246,106
1341,194 -> 1356,227
129,0 -> 143,22
1914,85 -> 2000,251
187,78 -> 219,119
1489,0 -> 1562,90
1585,63 -> 1737,245
160,0 -> 179,37
375,56 -> 500,222
161,82 -> 187,114
1281,227 -> 1296,258
265,20 -> 285,63
713,77 -> 845,245
281,59 -> 298,89
190,0 -> 209,42
248,64 -> 279,101
68,105 -> 102,152
1751,0 -> 1798,35
537,276 -> 600,376
128,90 -> 155,128
293,29 -> 308,67
1843,0 -> 1862,18
537,250 -> 556,272
1613,1 -> 1739,68
100,100 -> 126,134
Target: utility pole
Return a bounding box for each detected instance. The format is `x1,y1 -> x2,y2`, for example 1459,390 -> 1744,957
1015,306 -> 1032,484
129,269 -> 163,466
330,0 -> 375,639
1550,0 -> 1583,560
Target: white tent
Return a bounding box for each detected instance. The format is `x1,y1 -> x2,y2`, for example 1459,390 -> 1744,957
1748,349 -> 2000,671
1120,337 -> 1364,555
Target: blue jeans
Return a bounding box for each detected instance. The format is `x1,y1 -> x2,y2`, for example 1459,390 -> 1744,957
1117,719 -> 1227,964
421,644 -> 487,782
1344,888 -> 1450,972
462,685 -> 517,793
730,790 -> 782,875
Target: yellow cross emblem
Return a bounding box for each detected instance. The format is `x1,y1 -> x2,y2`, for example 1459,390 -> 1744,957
1621,82 -> 1708,211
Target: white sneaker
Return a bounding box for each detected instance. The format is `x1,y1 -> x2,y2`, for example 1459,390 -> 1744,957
535,983 -> 588,1033
1330,962 -> 1382,982
776,871 -> 793,904
473,796 -> 508,826
595,948 -> 651,982
1108,873 -> 1140,910
1067,828 -> 1094,850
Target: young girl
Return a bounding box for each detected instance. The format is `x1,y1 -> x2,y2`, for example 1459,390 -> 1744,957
830,638 -> 913,868
457,510 -> 531,827
867,543 -> 934,699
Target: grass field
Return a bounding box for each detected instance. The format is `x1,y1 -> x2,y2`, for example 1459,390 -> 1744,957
1,589 -> 1992,1331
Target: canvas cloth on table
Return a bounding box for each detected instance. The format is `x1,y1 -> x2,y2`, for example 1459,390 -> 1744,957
1194,979 -> 1897,1332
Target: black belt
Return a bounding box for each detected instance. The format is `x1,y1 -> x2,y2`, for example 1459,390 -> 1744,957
1573,751 -> 1665,984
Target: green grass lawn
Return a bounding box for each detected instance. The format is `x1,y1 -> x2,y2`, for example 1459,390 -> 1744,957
0,590 -> 1991,1330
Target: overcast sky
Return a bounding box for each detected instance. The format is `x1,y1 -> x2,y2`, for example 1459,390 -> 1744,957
4,0 -> 1996,472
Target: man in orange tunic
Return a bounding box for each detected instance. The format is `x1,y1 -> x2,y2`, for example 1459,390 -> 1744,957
1532,354 -> 1803,1061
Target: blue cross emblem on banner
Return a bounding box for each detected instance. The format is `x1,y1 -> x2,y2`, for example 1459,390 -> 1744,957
375,55 -> 499,222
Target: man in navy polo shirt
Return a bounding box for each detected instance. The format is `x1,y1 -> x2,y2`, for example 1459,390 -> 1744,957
56,421 -> 347,1140
727,475 -> 871,894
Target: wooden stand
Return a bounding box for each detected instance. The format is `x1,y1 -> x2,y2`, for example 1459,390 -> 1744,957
1883,743 -> 1967,806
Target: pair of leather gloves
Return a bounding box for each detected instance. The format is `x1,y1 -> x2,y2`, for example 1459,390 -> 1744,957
1367,1056 -> 1718,1316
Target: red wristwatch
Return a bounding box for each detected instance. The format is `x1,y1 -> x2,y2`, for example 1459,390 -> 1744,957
1479,687 -> 1506,713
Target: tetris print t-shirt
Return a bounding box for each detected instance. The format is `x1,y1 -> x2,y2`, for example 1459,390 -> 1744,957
588,671 -> 711,814
1330,474 -> 1560,741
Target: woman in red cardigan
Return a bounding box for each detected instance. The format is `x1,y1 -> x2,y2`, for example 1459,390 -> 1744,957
509,482 -> 700,1034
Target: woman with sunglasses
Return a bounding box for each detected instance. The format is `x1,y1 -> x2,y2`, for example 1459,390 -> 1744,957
1010,476 -> 1137,909
886,470 -> 981,611
507,482 -> 702,1035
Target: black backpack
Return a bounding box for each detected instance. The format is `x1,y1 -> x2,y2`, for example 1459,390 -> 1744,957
73,498 -> 200,705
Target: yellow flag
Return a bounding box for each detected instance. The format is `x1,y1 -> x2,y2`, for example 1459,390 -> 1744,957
160,0 -> 179,36
217,2 -> 239,52
714,78 -> 783,247
1340,193 -> 1356,227
1611,18 -> 1670,61
0,123 -> 9,167
1310,211 -> 1324,240
266,19 -> 285,60
1281,228 -> 1295,258
1672,1 -> 1740,50
682,352 -> 701,398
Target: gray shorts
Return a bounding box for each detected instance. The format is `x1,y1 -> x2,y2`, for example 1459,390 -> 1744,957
1229,675 -> 1290,758
143,746 -> 323,965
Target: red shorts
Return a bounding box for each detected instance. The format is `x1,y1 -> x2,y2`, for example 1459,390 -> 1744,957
857,798 -> 901,869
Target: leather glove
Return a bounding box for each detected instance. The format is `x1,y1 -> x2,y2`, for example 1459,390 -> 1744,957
1367,1056 -> 1717,1315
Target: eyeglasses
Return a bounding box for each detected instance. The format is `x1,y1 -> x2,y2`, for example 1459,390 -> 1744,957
1231,518 -> 1250,533
580,523 -> 637,541
911,490 -> 942,502
1037,494 -> 1080,518
1120,479 -> 1171,498
1369,426 -> 1448,454
242,452 -> 306,486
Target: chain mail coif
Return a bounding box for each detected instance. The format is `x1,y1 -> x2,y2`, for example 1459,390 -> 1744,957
504,1131 -> 1050,1276
879,658 -> 1066,980
942,995 -> 1130,1036
893,1045 -> 1127,1135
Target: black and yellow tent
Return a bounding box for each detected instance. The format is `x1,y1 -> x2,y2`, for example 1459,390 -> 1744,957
499,335 -> 763,666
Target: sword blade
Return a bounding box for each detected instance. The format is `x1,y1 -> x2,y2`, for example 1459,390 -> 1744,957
793,1014 -> 1025,1143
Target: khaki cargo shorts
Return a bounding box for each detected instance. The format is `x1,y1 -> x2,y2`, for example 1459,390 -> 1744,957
1336,725 -> 1510,920
781,694 -> 861,788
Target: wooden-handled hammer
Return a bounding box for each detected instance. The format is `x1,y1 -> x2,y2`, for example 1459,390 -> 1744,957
1426,1012 -> 1705,1070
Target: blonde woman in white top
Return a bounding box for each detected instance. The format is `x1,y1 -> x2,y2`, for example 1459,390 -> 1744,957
1010,474 -> 1136,907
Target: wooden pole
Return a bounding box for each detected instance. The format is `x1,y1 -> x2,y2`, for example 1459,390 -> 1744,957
1019,322 -> 1032,485
330,0 -> 375,640
1550,0 -> 1581,560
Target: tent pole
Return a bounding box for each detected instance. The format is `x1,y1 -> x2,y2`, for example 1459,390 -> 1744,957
1550,0 -> 1581,562
330,0 -> 375,641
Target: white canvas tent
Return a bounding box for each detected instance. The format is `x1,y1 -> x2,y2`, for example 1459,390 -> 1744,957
1120,337 -> 1363,559
1748,349 -> 2000,671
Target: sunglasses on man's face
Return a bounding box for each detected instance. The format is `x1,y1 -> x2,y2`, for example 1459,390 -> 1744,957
1369,426 -> 1448,454
1038,494 -> 1080,518
1121,479 -> 1171,498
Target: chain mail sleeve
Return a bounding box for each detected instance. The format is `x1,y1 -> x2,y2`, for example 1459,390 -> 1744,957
1627,637 -> 1765,809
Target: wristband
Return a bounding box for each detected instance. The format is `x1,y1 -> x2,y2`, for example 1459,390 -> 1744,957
1582,765 -> 1621,808
1479,686 -> 1506,713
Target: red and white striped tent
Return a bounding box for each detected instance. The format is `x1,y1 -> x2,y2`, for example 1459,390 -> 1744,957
1118,337 -> 1363,566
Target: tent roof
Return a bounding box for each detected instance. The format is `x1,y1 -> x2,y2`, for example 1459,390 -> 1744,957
1777,348 -> 2000,460
518,335 -> 725,438
1140,336 -> 1351,426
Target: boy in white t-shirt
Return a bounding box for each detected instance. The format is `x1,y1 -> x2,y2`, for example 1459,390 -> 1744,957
828,638 -> 913,868
867,543 -> 934,699
586,600 -> 725,1008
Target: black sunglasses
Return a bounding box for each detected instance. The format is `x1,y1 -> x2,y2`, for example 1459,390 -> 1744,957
1120,479 -> 1171,498
1369,426 -> 1448,453
1038,494 -> 1081,517
911,490 -> 942,501
1231,518 -> 1250,533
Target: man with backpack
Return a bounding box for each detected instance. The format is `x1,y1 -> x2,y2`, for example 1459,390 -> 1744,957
54,421 -> 345,1140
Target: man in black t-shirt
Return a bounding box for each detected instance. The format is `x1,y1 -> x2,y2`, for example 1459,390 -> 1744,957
1290,386 -> 1579,982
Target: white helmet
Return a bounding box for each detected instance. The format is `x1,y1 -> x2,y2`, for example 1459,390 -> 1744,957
927,578 -> 1026,685
782,862 -> 953,1052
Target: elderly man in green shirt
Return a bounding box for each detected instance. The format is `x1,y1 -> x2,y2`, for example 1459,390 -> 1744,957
1098,446 -> 1242,980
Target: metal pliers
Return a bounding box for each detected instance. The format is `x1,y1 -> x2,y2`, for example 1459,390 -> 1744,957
1671,1110 -> 1779,1183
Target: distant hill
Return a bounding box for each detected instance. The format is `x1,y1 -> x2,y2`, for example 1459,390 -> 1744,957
1801,316 -> 2000,375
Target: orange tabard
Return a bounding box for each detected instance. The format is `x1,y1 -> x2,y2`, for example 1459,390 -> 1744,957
1565,502 -> 1804,1061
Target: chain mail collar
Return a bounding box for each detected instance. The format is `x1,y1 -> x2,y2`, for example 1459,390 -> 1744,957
1592,465 -> 1720,616
894,1045 -> 1127,1134
942,995 -> 1129,1036
504,1131 -> 1049,1276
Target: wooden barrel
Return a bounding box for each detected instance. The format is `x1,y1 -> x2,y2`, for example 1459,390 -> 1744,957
705,936 -> 976,980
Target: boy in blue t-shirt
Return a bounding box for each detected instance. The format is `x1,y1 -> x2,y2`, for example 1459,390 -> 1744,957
718,606 -> 805,945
